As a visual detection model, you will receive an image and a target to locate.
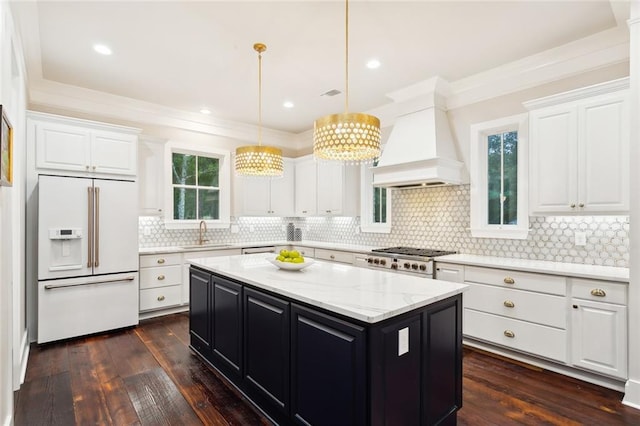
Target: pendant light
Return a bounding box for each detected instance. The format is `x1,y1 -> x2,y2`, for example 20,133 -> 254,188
313,0 -> 381,163
235,43 -> 284,177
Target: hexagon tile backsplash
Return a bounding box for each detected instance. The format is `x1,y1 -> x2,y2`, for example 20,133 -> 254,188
139,185 -> 629,267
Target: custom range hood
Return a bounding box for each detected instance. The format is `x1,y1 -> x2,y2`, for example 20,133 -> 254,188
373,77 -> 465,189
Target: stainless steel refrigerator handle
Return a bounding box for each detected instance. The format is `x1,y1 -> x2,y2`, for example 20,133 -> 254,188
44,276 -> 136,290
94,186 -> 100,267
87,187 -> 94,268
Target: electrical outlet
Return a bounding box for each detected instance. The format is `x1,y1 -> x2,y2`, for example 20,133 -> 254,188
143,227 -> 152,236
575,231 -> 587,246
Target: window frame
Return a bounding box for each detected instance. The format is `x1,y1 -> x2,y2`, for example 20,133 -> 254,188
164,141 -> 231,229
470,114 -> 528,239
360,163 -> 392,234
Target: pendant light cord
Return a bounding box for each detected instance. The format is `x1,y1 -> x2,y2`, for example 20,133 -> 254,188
258,48 -> 263,146
345,0 -> 349,114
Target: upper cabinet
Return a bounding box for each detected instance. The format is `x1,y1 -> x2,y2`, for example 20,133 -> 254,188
234,158 -> 295,217
138,136 -> 166,216
29,111 -> 139,177
526,78 -> 629,215
294,156 -> 360,217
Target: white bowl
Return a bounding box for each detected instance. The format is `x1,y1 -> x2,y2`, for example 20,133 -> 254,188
268,257 -> 315,271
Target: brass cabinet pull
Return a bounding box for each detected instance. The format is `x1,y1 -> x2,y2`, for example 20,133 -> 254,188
570,203 -> 576,208
330,255 -> 335,260
326,210 -> 332,213
579,203 -> 585,208
157,258 -> 165,264
503,300 -> 515,308
504,330 -> 515,338
302,210 -> 308,214
157,295 -> 165,301
503,277 -> 515,284
590,288 -> 606,297
157,275 -> 165,281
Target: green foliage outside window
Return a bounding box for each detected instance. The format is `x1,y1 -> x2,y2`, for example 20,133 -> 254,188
487,131 -> 517,225
172,153 -> 220,220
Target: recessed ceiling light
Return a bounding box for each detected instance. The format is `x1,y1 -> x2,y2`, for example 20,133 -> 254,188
366,59 -> 381,69
200,109 -> 211,114
93,44 -> 112,55
283,101 -> 294,109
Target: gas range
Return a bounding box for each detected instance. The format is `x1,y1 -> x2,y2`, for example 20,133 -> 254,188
367,247 -> 456,278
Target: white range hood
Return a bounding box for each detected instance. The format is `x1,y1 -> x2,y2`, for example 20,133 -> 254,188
373,78 -> 465,189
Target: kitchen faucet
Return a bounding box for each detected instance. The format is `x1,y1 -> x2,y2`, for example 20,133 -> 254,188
198,220 -> 208,245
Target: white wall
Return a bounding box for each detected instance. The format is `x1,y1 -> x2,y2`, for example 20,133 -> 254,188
0,1 -> 29,424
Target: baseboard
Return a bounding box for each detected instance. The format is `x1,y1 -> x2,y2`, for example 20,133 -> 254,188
623,379 -> 640,409
16,330 -> 30,388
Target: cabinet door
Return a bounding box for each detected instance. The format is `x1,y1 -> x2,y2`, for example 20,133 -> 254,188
571,299 -> 627,379
236,176 -> 271,216
291,304 -> 366,426
244,288 -> 290,415
35,121 -> 91,172
529,105 -> 578,214
212,276 -> 243,376
578,93 -> 629,212
189,268 -> 211,355
317,162 -> 344,215
270,159 -> 295,216
138,138 -> 165,215
90,130 -> 137,175
294,159 -> 317,216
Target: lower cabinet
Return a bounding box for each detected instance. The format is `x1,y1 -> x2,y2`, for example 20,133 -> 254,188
291,304 -> 366,425
189,266 -> 463,425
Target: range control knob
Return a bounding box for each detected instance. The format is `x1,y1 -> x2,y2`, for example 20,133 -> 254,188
404,262 -> 411,269
391,263 -> 398,270
411,263 -> 419,270
374,258 -> 380,265
380,259 -> 387,266
367,258 -> 373,264
419,264 -> 427,271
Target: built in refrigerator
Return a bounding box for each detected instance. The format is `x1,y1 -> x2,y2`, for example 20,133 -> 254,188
37,174 -> 139,343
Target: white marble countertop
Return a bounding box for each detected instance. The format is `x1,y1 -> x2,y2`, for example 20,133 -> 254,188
139,240 -> 378,255
188,253 -> 468,324
436,254 -> 629,282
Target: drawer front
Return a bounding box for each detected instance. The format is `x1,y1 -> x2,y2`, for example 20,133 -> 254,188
140,285 -> 182,311
140,253 -> 182,268
465,283 -> 566,328
140,265 -> 182,289
465,266 -> 566,296
183,248 -> 242,260
464,309 -> 567,363
315,249 -> 354,264
572,278 -> 627,305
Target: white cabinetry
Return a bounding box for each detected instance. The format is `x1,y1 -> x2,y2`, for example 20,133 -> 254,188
294,156 -> 360,216
314,248 -> 354,264
526,79 -> 629,214
139,253 -> 183,312
138,136 -> 166,215
435,262 -> 465,283
234,158 -> 294,216
29,111 -> 139,176
571,279 -> 627,379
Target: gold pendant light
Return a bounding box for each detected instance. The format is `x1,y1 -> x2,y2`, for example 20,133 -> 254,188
313,0 -> 381,163
235,43 -> 284,177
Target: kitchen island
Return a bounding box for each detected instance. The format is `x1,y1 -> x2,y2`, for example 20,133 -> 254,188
188,253 -> 468,426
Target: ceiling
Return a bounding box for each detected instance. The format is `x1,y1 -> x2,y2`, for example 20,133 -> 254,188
13,1 -> 628,134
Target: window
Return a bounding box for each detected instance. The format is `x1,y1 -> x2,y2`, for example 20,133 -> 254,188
164,142 -> 230,229
470,114 -> 528,239
360,161 -> 391,233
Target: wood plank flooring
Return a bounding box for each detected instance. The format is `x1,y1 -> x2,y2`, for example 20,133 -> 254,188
14,312 -> 640,425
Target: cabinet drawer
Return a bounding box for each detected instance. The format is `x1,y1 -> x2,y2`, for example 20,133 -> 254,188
464,309 -> 567,363
140,253 -> 182,268
571,278 -> 627,305
140,265 -> 182,289
140,285 -> 182,311
465,266 -> 566,296
315,249 -> 354,264
465,283 -> 566,329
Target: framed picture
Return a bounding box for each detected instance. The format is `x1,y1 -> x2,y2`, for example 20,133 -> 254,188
0,105 -> 13,187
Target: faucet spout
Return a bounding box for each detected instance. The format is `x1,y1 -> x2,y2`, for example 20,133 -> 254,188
198,220 -> 208,245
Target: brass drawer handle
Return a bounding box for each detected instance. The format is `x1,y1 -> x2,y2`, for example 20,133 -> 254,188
504,330 -> 515,338
503,300 -> 515,308
330,255 -> 335,260
503,277 -> 515,284
157,275 -> 165,281
591,288 -> 606,297
570,203 -> 576,208
579,203 -> 585,208
157,295 -> 165,301
157,258 -> 165,264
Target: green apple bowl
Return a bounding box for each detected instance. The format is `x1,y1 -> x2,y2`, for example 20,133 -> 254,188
268,258 -> 315,271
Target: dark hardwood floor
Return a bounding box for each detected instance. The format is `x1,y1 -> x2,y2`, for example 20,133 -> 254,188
14,312 -> 640,425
